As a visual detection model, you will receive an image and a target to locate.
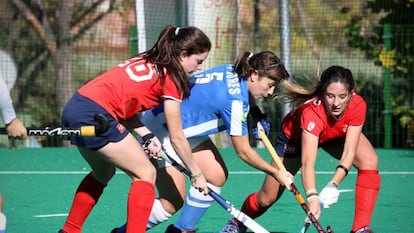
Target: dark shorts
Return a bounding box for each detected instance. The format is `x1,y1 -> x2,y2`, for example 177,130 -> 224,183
276,131 -> 345,158
61,92 -> 129,150
275,130 -> 301,158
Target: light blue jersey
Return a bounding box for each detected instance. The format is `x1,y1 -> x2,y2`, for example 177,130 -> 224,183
143,64 -> 250,138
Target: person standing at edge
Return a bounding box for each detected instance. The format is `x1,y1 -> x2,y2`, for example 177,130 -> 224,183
0,71 -> 28,233
58,25 -> 211,233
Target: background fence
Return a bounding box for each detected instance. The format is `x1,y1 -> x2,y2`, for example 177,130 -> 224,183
0,0 -> 413,149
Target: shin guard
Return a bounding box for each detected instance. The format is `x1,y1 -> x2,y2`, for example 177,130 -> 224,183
241,192 -> 269,220
126,180 -> 155,233
352,169 -> 380,231
62,173 -> 106,233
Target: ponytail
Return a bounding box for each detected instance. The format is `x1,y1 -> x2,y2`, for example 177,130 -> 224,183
138,25 -> 211,98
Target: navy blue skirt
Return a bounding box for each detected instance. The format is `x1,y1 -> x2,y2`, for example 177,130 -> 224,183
61,92 -> 129,150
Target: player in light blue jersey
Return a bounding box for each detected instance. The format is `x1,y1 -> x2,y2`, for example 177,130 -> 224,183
112,51 -> 309,233
149,63 -> 250,139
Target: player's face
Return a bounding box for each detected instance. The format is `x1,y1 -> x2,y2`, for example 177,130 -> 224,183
249,75 -> 276,100
180,51 -> 209,76
322,81 -> 352,118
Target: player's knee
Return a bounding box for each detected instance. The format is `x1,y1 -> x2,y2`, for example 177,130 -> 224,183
354,153 -> 378,170
257,189 -> 282,207
132,164 -> 157,183
257,196 -> 276,207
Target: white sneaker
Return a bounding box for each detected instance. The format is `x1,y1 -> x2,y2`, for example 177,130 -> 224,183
219,218 -> 246,233
354,226 -> 374,233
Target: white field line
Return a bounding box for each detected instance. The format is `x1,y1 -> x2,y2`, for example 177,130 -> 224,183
32,189 -> 355,218
33,213 -> 68,218
16,171 -> 401,219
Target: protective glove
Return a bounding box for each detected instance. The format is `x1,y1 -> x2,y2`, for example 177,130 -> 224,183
252,118 -> 270,140
319,181 -> 339,208
249,104 -> 270,140
141,133 -> 162,159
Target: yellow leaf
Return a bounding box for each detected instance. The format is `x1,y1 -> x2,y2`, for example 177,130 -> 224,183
379,48 -> 396,68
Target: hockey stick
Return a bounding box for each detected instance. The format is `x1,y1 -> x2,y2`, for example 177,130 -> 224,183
160,150 -> 270,233
300,221 -> 311,233
0,114 -> 110,137
257,122 -> 333,233
299,203 -> 324,233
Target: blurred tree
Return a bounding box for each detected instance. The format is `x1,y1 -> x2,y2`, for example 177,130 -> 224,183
0,0 -> 132,145
344,0 -> 414,145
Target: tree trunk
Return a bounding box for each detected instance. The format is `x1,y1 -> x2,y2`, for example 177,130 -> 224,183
56,0 -> 73,115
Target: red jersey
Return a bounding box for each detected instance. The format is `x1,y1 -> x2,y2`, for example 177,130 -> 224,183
282,93 -> 366,144
78,57 -> 183,120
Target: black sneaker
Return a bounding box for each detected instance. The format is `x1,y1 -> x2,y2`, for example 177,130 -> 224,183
165,224 -> 196,233
58,230 -> 67,233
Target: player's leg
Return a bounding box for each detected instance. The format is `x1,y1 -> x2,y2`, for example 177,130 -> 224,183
149,163 -> 187,227
112,150 -> 187,233
350,134 -> 380,233
112,135 -> 209,233
112,118 -> 188,233
59,147 -> 114,233
220,156 -> 301,233
62,134 -> 156,233
322,134 -> 380,233
103,134 -> 157,233
242,157 -> 300,218
167,138 -> 227,232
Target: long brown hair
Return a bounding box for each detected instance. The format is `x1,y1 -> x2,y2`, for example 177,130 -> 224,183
276,65 -> 356,107
138,25 -> 211,98
233,51 -> 313,104
233,51 -> 290,82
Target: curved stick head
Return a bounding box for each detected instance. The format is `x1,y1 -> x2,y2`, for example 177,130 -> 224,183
327,226 -> 334,233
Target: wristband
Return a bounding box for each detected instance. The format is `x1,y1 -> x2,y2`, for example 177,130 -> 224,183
191,172 -> 203,183
305,189 -> 317,196
142,133 -> 155,142
306,192 -> 319,199
190,172 -> 203,183
306,194 -> 319,202
336,164 -> 349,176
142,133 -> 155,148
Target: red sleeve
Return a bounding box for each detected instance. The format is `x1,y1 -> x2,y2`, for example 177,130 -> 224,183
347,93 -> 366,126
162,73 -> 183,102
301,100 -> 325,138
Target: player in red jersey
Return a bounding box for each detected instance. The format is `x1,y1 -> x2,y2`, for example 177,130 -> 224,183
58,25 -> 211,233
220,65 -> 380,233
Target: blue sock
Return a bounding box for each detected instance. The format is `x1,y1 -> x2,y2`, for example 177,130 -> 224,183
175,185 -> 219,230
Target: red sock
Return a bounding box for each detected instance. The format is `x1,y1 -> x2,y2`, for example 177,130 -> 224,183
240,192 -> 269,221
352,169 -> 381,231
126,180 -> 155,233
62,173 -> 106,233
